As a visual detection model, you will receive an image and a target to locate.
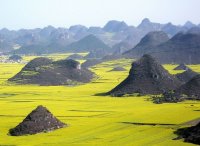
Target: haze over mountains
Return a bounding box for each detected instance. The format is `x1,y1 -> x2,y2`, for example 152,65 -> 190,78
124,28 -> 200,63
0,18 -> 200,56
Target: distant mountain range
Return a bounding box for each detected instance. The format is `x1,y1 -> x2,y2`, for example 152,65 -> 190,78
123,27 -> 200,64
0,18 -> 199,55
13,34 -> 112,54
123,31 -> 170,58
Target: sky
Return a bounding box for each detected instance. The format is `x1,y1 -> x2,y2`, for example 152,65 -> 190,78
0,0 -> 200,30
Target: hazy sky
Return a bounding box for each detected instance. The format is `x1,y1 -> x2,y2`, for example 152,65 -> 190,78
0,0 -> 200,30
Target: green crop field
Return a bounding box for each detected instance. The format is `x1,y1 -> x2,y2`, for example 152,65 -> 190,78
0,56 -> 200,146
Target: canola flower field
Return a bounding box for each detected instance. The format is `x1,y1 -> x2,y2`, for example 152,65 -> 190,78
0,54 -> 200,146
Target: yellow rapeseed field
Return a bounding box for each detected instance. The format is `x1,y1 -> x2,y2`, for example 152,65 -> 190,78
0,56 -> 200,146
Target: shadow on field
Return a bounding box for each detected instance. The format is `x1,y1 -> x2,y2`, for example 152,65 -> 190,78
94,92 -> 108,96
0,93 -> 17,98
121,122 -> 176,126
